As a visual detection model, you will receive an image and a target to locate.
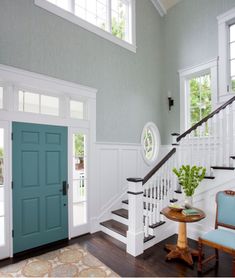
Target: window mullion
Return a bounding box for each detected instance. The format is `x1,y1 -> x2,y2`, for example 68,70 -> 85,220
107,0 -> 112,33
70,0 -> 75,14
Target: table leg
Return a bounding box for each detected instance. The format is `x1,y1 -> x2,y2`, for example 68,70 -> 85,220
165,223 -> 194,265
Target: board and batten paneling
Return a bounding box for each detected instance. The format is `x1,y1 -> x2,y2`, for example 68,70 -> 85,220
90,143 -> 171,232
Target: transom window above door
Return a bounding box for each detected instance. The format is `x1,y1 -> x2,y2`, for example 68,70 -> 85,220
35,0 -> 136,52
19,90 -> 59,116
17,90 -> 86,120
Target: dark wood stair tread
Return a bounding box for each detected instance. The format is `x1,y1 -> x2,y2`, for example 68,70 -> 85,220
144,235 -> 155,243
100,219 -> 127,237
149,221 -> 165,229
100,219 -> 155,243
230,156 -> 235,159
112,209 -> 128,219
122,199 -> 128,204
174,190 -> 182,194
211,166 -> 235,170
204,176 -> 215,179
170,198 -> 178,203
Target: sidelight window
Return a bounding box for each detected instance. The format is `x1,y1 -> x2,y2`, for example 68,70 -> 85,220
72,132 -> 87,226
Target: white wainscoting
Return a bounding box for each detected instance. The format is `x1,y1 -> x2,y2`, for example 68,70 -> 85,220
187,170 -> 235,241
90,142 -> 171,233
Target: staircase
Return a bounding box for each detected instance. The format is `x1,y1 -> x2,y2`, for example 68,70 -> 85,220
100,96 -> 235,256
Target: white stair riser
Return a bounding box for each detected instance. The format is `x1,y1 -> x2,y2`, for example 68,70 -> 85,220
100,225 -> 127,244
112,213 -> 128,225
122,203 -> 128,210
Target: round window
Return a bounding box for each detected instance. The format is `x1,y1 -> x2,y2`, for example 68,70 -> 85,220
141,122 -> 160,165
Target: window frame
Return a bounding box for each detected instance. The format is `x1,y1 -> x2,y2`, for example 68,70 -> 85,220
141,122 -> 161,166
69,98 -> 86,120
179,59 -> 217,134
69,127 -> 90,238
34,0 -> 136,53
218,7 -> 235,101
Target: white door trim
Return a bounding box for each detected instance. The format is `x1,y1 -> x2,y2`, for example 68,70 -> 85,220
0,121 -> 11,260
0,64 -> 97,259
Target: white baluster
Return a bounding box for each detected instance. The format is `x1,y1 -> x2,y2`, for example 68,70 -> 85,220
207,118 -> 212,175
219,111 -> 224,165
197,126 -> 201,167
156,174 -> 160,223
213,114 -> 218,167
153,177 -> 157,224
222,108 -> 228,166
144,187 -> 148,238
149,181 -> 153,227
201,123 -> 206,170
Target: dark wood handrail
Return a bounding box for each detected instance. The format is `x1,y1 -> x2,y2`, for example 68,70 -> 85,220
143,148 -> 176,185
177,96 -> 235,142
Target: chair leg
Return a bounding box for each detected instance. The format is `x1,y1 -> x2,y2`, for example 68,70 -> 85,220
198,239 -> 203,273
233,255 -> 235,277
215,249 -> 219,264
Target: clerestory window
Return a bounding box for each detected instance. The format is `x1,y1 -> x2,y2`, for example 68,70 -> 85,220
35,0 -> 136,52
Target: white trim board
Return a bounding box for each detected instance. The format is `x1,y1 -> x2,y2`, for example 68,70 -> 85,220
0,64 -> 97,99
150,0 -> 167,17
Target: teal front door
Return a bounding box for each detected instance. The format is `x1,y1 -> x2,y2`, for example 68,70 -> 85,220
13,122 -> 68,254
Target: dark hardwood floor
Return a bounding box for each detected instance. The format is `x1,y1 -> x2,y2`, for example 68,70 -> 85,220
0,232 -> 233,277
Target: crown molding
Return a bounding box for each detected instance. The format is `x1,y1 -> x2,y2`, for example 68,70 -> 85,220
150,0 -> 167,17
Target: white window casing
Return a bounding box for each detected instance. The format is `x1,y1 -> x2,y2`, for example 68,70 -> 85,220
218,7 -> 235,100
179,59 -> 218,134
141,122 -> 161,166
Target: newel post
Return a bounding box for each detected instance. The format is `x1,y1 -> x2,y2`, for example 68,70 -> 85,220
126,177 -> 144,257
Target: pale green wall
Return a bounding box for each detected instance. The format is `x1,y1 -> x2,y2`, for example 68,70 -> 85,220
0,0 -> 165,144
162,0 -> 235,144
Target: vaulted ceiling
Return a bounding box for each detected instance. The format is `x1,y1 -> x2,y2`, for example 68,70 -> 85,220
150,0 -> 182,16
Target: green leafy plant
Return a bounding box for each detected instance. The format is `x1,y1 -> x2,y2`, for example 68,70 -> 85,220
173,165 -> 206,197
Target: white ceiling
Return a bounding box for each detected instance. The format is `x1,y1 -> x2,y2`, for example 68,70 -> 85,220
160,0 -> 182,11
150,0 -> 182,16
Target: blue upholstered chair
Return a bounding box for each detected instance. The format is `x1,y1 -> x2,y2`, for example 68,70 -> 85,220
198,190 -> 235,276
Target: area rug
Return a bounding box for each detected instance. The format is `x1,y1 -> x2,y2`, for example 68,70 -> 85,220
0,244 -> 119,277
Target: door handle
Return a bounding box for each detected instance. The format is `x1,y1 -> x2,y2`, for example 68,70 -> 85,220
61,181 -> 68,196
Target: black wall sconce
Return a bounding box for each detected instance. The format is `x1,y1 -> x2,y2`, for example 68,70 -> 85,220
168,97 -> 174,111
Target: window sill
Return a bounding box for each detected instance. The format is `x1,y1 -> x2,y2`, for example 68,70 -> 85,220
34,0 -> 137,53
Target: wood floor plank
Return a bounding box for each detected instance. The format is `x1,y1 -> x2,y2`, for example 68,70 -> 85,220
0,232 -> 233,277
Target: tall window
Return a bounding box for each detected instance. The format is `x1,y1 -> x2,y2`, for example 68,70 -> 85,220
72,133 -> 87,226
42,0 -> 133,44
218,8 -> 235,96
229,24 -> 235,91
189,74 -> 212,132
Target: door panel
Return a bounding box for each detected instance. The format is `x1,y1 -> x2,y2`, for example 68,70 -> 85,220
13,122 -> 68,254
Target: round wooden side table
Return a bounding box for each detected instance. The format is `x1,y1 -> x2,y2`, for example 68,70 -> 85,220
161,207 -> 205,265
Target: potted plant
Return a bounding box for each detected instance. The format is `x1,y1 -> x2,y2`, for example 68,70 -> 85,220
173,165 -> 206,207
